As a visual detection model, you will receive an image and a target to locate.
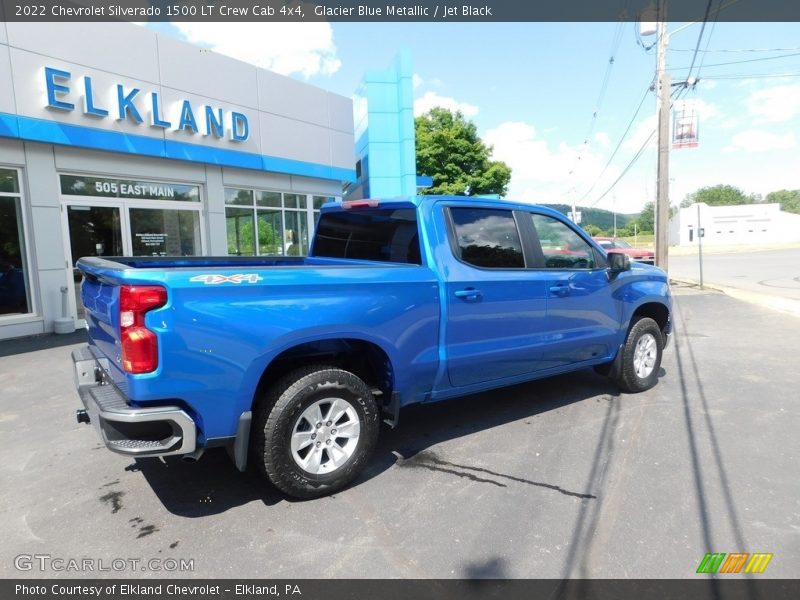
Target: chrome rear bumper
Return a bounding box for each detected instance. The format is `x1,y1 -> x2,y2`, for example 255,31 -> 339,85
72,346 -> 196,457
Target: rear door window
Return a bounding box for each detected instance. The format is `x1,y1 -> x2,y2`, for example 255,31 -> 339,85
312,208 -> 421,264
449,208 -> 525,269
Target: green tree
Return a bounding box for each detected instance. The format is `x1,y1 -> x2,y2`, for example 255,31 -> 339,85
637,202 -> 655,233
582,224 -> 603,236
416,107 -> 511,196
765,189 -> 800,214
227,215 -> 280,255
680,184 -> 759,208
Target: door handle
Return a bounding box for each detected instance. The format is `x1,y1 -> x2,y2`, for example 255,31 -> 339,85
549,285 -> 570,297
454,288 -> 482,299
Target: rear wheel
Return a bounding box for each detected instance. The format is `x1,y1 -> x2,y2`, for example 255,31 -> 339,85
612,316 -> 663,393
254,366 -> 380,499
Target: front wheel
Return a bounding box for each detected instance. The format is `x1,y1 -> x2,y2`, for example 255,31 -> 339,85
254,366 -> 380,499
612,316 -> 664,393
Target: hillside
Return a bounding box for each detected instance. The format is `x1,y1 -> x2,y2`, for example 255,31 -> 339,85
540,204 -> 635,232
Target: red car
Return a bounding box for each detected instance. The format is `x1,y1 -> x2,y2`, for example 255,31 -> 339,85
593,237 -> 655,264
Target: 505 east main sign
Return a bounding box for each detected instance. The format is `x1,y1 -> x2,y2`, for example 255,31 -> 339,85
43,67 -> 250,142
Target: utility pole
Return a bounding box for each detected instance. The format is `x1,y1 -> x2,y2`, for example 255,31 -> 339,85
655,0 -> 671,272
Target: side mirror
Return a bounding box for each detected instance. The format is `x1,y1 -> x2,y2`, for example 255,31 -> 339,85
607,251 -> 631,273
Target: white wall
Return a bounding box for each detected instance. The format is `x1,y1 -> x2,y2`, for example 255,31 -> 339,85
671,202 -> 800,246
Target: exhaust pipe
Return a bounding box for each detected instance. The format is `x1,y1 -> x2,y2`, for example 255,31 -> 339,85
181,448 -> 205,463
76,409 -> 90,424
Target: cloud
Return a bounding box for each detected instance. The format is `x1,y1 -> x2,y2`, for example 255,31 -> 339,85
724,129 -> 796,153
414,91 -> 479,117
412,74 -> 443,91
483,121 -> 641,211
623,115 -> 657,152
169,22 -> 341,79
745,84 -> 800,124
675,98 -> 720,121
594,132 -> 610,148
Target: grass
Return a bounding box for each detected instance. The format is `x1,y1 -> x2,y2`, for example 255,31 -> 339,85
617,234 -> 655,248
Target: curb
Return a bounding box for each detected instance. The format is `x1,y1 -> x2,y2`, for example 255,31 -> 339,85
670,277 -> 800,319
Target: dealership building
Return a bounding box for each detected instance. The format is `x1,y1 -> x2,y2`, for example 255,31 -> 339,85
0,21 -> 360,340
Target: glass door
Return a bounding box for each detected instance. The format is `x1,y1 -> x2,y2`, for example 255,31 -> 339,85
65,204 -> 124,321
128,207 -> 202,257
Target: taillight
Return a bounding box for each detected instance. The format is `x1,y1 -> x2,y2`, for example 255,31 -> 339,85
119,285 -> 167,374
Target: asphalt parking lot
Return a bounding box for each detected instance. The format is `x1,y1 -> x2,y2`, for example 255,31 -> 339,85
1,286 -> 798,579
671,248 -> 800,302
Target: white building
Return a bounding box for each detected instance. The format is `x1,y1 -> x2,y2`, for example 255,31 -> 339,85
669,202 -> 800,246
0,22 -> 356,340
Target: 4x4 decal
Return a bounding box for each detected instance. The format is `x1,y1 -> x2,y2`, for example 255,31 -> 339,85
189,274 -> 264,285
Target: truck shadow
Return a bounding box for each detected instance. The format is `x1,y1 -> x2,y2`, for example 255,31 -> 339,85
365,368 -> 628,485
131,449 -> 284,515
133,367 -> 644,516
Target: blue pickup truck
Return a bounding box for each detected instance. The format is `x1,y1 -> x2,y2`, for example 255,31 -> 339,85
73,196 -> 671,498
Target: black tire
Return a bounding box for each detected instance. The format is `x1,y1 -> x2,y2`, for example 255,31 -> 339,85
612,316 -> 664,393
254,365 -> 380,499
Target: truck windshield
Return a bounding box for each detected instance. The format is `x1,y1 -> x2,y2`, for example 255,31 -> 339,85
312,208 -> 421,265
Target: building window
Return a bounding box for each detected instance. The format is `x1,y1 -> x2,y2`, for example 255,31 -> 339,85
312,196 -> 333,226
0,168 -> 32,316
224,189 -> 337,257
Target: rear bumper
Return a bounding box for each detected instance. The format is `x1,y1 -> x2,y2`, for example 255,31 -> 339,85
72,346 -> 196,457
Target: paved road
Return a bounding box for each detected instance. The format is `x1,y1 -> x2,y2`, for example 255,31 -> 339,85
670,248 -> 800,301
1,288 -> 799,579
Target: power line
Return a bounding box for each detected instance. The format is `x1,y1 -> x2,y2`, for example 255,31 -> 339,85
685,0 -> 715,82
694,0 -> 720,80
700,70 -> 800,80
585,86 -> 691,209
670,51 -> 800,71
578,84 -> 653,202
566,20 -> 627,207
670,46 -> 800,53
586,129 -> 656,208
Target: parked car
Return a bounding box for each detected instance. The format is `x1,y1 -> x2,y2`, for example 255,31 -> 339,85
72,196 -> 672,499
593,237 -> 655,264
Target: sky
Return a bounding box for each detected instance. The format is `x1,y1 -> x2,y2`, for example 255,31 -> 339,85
145,20 -> 800,215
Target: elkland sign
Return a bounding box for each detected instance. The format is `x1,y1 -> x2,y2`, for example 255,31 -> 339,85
43,66 -> 250,142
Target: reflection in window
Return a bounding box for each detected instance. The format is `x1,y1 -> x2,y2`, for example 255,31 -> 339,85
258,191 -> 281,208
284,210 -> 308,256
129,209 -> 201,257
450,208 -> 524,269
531,214 -> 595,269
313,209 -> 421,264
256,210 -> 284,255
284,193 -> 304,209
225,188 -> 254,206
225,207 -> 256,256
0,169 -> 32,315
224,187 -> 316,257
